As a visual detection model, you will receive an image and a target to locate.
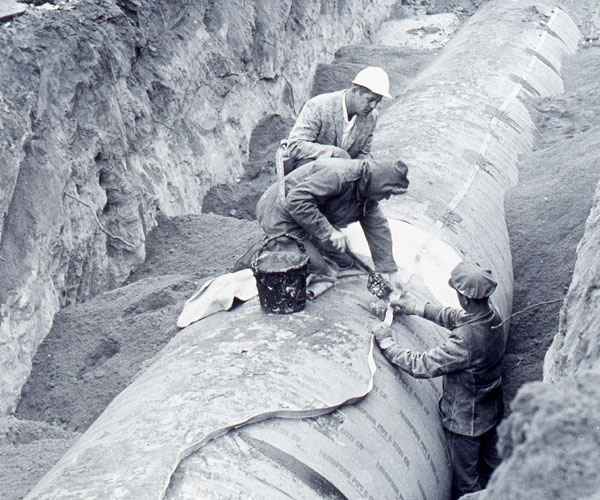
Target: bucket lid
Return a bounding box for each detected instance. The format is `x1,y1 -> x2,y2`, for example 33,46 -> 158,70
255,250 -> 308,273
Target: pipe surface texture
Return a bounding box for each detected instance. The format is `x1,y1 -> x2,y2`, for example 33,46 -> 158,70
26,2 -> 579,499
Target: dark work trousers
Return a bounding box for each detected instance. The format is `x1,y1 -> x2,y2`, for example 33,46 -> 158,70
444,426 -> 501,500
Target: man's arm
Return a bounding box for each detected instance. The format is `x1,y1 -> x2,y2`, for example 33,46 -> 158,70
286,98 -> 350,163
392,296 -> 468,330
359,200 -> 396,273
285,166 -> 346,243
374,327 -> 471,378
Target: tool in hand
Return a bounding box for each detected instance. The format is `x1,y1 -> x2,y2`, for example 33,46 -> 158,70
344,245 -> 394,302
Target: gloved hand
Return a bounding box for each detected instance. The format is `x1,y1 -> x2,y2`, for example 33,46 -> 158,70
329,229 -> 348,252
390,292 -> 424,316
372,323 -> 395,349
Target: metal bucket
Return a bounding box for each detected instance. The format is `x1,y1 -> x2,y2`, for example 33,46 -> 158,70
251,234 -> 309,314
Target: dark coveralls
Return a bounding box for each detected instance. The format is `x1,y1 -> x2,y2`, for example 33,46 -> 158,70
377,302 -> 508,499
256,157 -> 399,276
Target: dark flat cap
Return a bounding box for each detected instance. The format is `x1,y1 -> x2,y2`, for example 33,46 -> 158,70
448,262 -> 497,299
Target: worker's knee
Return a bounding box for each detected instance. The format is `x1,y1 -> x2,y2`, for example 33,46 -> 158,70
301,240 -> 338,277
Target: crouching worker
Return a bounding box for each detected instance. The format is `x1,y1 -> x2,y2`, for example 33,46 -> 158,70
255,157 -> 409,289
373,262 -> 507,500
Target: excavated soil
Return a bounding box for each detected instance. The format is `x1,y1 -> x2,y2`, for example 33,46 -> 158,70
502,41 -> 600,407
3,8 -> 600,500
2,214 -> 262,498
16,214 -> 263,432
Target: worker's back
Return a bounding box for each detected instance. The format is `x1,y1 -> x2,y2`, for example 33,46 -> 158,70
440,307 -> 507,436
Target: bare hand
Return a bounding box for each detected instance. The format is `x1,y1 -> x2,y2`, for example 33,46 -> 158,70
329,229 -> 348,252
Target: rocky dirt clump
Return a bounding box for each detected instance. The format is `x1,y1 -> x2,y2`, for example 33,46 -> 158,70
482,367 -> 600,500
0,416 -> 79,500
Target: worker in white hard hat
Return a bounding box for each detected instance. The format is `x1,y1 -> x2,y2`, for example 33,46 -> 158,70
282,66 -> 392,174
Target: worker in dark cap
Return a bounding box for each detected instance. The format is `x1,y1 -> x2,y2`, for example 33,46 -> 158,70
373,262 -> 507,500
254,157 -> 409,289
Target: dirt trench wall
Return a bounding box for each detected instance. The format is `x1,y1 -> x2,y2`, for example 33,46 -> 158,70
539,0 -> 600,384
543,181 -> 600,381
481,365 -> 600,500
480,181 -> 600,500
0,0 -> 406,414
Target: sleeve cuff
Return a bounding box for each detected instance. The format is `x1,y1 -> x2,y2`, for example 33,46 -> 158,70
414,301 -> 428,317
374,263 -> 398,273
378,337 -> 396,350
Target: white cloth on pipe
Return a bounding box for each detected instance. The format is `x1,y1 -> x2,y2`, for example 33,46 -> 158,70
176,269 -> 362,328
177,269 -> 258,328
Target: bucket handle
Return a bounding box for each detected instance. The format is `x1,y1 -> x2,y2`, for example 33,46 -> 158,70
251,233 -> 307,273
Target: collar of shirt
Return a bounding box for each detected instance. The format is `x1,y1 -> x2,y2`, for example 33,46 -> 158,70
342,90 -> 357,125
342,91 -> 357,148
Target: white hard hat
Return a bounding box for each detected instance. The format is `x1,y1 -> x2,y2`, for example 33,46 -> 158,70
352,66 -> 392,98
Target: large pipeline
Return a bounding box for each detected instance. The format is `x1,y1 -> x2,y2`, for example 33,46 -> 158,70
25,2 -> 579,499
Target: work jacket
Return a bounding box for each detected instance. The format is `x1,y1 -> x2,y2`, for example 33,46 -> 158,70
379,303 -> 507,436
256,158 -> 397,273
284,90 -> 377,172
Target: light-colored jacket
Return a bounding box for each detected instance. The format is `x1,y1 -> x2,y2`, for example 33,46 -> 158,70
284,90 -> 377,172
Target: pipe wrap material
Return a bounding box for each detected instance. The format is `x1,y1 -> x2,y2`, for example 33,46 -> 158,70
26,2 -> 579,499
